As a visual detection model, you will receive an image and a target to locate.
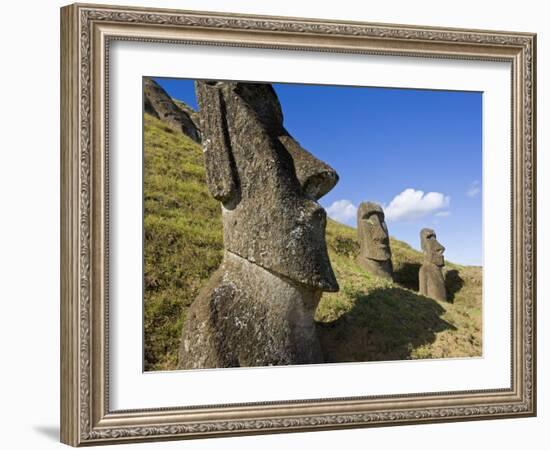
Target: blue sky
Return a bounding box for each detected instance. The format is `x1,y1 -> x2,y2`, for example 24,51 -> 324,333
153,77 -> 482,266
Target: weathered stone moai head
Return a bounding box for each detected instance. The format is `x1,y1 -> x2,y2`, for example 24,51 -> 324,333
419,228 -> 447,302
196,80 -> 339,291
356,202 -> 393,280
420,228 -> 445,266
179,81 -> 340,369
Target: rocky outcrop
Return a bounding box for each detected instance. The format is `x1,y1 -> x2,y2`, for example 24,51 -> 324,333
178,81 -> 339,369
173,99 -> 200,129
143,77 -> 200,142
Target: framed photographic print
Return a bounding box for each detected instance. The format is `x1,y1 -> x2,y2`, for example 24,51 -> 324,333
60,3 -> 537,446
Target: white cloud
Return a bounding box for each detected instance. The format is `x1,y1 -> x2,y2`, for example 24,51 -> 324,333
384,188 -> 450,222
326,199 -> 357,225
435,211 -> 451,217
467,180 -> 481,198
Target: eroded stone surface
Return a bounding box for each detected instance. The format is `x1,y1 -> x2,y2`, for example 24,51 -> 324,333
178,81 -> 339,369
143,78 -> 200,142
179,252 -> 323,369
419,228 -> 447,302
356,202 -> 393,280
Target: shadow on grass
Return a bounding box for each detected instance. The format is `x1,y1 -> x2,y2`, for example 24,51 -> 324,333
445,269 -> 464,303
393,262 -> 421,291
316,287 -> 456,363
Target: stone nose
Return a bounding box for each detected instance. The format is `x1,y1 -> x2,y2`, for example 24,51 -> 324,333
279,134 -> 339,200
369,216 -> 387,237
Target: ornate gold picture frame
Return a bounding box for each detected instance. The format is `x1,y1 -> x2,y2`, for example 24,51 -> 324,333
60,3 -> 536,446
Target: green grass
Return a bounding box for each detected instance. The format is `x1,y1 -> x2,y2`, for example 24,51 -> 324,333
144,114 -> 222,370
144,112 -> 482,371
318,220 -> 482,362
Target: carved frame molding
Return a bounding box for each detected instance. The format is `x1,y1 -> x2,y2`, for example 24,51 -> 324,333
60,3 -> 536,446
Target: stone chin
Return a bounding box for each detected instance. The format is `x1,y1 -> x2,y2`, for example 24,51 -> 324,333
430,255 -> 445,267
222,199 -> 338,293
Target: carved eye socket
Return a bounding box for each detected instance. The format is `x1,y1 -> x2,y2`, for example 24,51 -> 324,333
364,213 -> 384,226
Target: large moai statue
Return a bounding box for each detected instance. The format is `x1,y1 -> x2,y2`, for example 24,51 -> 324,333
419,228 -> 447,302
356,202 -> 393,280
178,81 -> 339,369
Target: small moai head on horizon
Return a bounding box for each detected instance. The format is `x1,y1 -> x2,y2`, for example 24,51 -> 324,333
420,228 -> 445,267
195,80 -> 339,292
357,202 -> 391,262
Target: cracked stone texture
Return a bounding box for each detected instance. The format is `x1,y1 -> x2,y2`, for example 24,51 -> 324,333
419,228 -> 447,302
178,81 -> 339,369
179,252 -> 323,369
356,201 -> 393,280
143,77 -> 201,142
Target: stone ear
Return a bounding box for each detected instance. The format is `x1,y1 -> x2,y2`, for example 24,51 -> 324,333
195,81 -> 239,206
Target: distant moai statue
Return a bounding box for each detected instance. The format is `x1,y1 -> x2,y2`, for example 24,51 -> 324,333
178,81 -> 339,369
419,228 -> 447,302
356,202 -> 393,280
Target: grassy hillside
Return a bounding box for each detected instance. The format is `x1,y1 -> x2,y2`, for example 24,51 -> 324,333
144,112 -> 482,371
144,114 -> 222,370
319,220 -> 482,363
